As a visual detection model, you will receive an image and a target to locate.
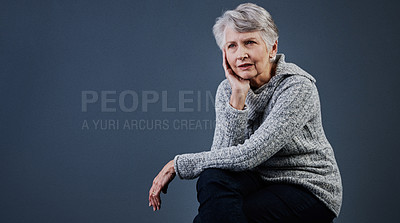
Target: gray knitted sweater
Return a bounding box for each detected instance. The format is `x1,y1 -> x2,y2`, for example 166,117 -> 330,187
173,54 -> 342,216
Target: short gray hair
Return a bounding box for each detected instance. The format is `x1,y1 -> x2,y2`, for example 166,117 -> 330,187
213,3 -> 279,51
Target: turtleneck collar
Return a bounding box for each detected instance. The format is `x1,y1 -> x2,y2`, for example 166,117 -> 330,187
245,54 -> 316,121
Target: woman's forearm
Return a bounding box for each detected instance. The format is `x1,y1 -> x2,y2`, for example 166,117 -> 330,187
210,81 -> 249,151
175,80 -> 317,179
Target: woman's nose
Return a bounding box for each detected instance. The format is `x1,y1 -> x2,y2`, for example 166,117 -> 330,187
237,52 -> 249,60
236,46 -> 249,60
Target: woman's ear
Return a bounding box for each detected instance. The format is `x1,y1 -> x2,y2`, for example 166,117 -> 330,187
269,40 -> 278,59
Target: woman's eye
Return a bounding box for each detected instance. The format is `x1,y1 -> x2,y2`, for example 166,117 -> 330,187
245,41 -> 256,45
227,43 -> 236,48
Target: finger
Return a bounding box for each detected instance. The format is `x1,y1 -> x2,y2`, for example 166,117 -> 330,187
154,197 -> 158,211
148,192 -> 152,207
236,74 -> 245,81
154,193 -> 161,209
148,189 -> 153,207
152,195 -> 159,211
150,188 -> 161,211
150,196 -> 154,210
222,49 -> 227,70
149,194 -> 153,210
149,187 -> 156,199
224,50 -> 231,71
149,186 -> 158,210
151,195 -> 158,211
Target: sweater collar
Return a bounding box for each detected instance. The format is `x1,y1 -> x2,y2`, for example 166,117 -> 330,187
245,54 -> 316,121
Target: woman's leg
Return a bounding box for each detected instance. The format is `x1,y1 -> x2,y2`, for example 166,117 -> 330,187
193,168 -> 264,223
242,184 -> 336,223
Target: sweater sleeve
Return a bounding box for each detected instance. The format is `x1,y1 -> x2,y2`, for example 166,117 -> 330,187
174,78 -> 317,179
210,80 -> 249,151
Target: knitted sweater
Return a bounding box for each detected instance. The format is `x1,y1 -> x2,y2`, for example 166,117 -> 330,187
173,54 -> 343,216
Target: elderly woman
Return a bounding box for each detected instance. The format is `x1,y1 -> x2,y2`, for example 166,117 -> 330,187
148,3 -> 342,223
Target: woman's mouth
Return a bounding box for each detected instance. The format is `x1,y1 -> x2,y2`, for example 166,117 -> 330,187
238,63 -> 254,70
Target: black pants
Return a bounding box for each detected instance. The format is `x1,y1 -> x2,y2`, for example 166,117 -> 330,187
193,168 -> 335,223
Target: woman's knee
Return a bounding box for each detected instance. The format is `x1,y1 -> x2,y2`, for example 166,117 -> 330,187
242,184 -> 335,223
196,168 -> 232,192
195,169 -> 248,222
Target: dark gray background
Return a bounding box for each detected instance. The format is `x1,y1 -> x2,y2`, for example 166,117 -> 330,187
1,0 -> 399,222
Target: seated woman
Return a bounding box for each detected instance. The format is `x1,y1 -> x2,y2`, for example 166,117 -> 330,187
148,3 -> 342,223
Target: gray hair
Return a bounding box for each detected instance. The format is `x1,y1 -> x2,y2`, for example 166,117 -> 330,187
213,3 -> 279,51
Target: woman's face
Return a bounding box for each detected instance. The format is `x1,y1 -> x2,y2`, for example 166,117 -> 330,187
224,27 -> 276,86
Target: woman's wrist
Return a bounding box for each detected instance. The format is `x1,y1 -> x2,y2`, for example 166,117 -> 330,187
168,160 -> 176,175
230,93 -> 247,110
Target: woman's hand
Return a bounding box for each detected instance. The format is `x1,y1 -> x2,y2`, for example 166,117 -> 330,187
148,160 -> 176,211
223,49 -> 250,110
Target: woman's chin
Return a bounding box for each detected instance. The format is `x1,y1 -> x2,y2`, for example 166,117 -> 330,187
237,73 -> 255,80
